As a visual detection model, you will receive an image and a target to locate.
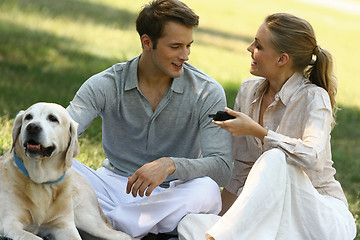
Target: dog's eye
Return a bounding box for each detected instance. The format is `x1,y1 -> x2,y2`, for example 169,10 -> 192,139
24,114 -> 33,121
48,114 -> 59,123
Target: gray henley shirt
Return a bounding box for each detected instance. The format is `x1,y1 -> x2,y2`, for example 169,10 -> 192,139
67,56 -> 232,187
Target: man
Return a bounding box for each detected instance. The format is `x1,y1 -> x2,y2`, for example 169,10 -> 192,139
67,0 -> 232,238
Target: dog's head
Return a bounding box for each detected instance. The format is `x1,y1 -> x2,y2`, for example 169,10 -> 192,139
11,103 -> 79,170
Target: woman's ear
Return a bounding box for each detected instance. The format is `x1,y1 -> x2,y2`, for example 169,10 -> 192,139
277,53 -> 290,66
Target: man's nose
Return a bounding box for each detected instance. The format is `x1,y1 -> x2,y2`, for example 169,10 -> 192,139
179,47 -> 190,61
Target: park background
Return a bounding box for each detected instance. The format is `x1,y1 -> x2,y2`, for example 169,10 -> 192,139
0,0 -> 359,238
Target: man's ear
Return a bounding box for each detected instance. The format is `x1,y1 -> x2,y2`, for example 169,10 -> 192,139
141,34 -> 153,51
277,53 -> 290,67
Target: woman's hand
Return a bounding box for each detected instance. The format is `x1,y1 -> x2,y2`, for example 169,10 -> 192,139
213,107 -> 268,141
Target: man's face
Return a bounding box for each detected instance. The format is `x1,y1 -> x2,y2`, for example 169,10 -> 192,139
150,21 -> 194,79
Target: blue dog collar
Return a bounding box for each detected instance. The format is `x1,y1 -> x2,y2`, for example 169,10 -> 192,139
13,151 -> 66,184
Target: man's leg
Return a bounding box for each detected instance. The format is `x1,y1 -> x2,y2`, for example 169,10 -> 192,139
105,176 -> 221,238
72,160 -> 221,238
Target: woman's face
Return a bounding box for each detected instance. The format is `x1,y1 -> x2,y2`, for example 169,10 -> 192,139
247,23 -> 281,79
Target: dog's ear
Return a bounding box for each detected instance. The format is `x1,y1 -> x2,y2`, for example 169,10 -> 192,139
65,119 -> 80,167
11,110 -> 25,151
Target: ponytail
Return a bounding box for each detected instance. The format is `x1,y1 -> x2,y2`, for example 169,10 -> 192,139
305,46 -> 338,121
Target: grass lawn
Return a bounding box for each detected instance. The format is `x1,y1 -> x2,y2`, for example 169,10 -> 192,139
0,0 -> 359,237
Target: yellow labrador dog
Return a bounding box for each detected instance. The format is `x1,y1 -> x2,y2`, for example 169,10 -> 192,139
0,103 -> 134,240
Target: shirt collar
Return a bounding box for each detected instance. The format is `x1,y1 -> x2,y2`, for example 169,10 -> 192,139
124,55 -> 185,94
277,72 -> 305,106
252,72 -> 305,106
252,77 -> 269,104
124,56 -> 140,91
171,68 -> 186,94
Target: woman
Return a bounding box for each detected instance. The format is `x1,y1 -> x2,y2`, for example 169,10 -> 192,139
177,13 -> 356,240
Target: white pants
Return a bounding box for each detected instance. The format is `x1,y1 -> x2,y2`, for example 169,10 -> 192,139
178,148 -> 357,240
72,159 -> 222,238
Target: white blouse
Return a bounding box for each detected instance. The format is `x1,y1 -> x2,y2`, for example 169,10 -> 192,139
227,72 -> 347,206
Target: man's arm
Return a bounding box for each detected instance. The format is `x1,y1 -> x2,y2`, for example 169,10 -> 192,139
67,69 -> 115,136
170,81 -> 233,187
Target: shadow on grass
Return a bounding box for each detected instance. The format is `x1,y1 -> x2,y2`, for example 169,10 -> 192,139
0,0 -> 138,29
223,81 -> 239,109
197,27 -> 253,43
331,105 -> 360,238
0,19 -> 121,116
0,18 -> 111,140
195,27 -> 253,52
331,106 -> 360,196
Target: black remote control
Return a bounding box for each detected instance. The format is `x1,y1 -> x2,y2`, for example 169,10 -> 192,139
209,111 -> 236,121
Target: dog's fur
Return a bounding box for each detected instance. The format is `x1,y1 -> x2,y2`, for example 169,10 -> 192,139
0,103 -> 134,240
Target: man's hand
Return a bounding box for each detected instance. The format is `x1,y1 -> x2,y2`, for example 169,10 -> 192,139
126,157 -> 175,197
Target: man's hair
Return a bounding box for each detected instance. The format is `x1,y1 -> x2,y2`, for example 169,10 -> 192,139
136,0 -> 199,49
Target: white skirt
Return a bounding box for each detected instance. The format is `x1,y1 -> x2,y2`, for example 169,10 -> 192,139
72,159 -> 222,238
178,148 -> 357,240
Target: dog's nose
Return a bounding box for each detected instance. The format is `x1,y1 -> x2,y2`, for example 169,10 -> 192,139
26,123 -> 42,135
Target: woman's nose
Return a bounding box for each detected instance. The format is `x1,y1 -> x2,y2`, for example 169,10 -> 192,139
247,43 -> 254,53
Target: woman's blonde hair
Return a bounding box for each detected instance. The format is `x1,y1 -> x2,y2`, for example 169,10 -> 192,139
265,13 -> 338,120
